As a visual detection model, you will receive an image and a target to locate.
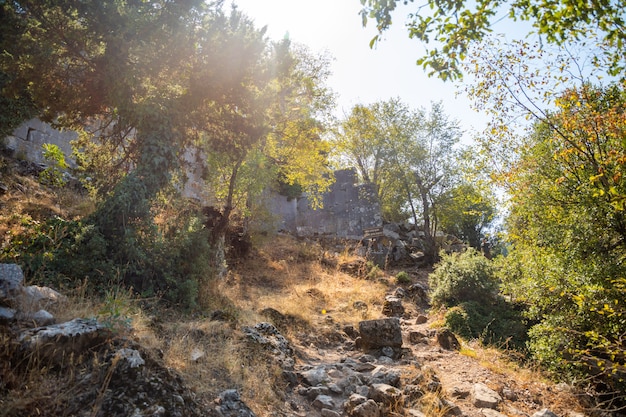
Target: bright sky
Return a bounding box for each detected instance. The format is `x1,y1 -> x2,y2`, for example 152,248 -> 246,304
229,0 -> 487,138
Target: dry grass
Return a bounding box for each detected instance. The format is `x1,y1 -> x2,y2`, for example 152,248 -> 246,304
222,234 -> 391,330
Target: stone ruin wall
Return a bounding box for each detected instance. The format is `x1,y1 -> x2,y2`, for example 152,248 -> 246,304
4,120 -> 383,239
269,168 -> 383,239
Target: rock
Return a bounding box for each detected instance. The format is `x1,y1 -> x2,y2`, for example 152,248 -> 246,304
0,263 -> 24,301
19,318 -> 111,363
442,399 -> 462,416
408,330 -> 427,344
26,309 -> 55,326
415,315 -> 428,324
20,285 -> 66,309
436,328 -> 460,350
380,346 -> 395,358
502,387 -> 518,401
403,385 -> 424,401
354,362 -> 376,372
215,389 -> 256,417
241,322 -> 294,370
370,366 -> 401,387
299,385 -> 330,400
381,296 -> 405,317
345,394 -> 380,417
359,354 -> 377,363
472,383 -> 502,409
312,394 -> 335,410
343,324 -> 359,339
300,366 -> 330,386
408,410 -> 427,417
532,410 -> 559,417
407,283 -> 428,302
392,287 -> 407,298
368,383 -> 403,406
377,355 -> 394,365
482,409 -> 509,417
321,409 -> 341,417
117,348 -> 146,368
450,386 -> 470,399
357,318 -> 403,350
0,306 -> 16,323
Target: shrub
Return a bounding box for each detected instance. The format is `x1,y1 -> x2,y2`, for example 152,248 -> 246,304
0,216 -> 114,292
444,300 -> 528,349
429,248 -> 498,307
1,200 -> 213,310
39,143 -> 69,187
395,271 -> 411,284
431,249 -> 528,349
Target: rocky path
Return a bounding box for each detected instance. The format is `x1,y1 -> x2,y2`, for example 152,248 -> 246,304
240,283 -> 586,417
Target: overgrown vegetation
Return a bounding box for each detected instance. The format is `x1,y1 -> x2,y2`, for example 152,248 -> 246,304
2,0 -> 626,411
429,249 -> 528,349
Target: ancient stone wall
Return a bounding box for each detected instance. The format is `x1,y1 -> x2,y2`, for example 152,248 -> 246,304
269,169 -> 382,239
4,120 -> 382,239
4,119 -> 77,168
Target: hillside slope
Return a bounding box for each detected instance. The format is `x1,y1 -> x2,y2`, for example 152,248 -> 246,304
0,154 -> 589,417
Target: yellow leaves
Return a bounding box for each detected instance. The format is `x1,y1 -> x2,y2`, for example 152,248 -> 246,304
589,173 -> 604,184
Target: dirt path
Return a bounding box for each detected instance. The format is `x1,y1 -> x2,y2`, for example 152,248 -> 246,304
280,287 -> 584,417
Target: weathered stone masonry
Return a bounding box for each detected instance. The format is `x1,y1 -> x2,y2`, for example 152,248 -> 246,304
4,120 -> 383,239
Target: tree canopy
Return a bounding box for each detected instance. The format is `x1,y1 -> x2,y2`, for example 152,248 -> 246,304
333,99 -> 462,263
359,0 -> 626,80
0,1 -> 336,300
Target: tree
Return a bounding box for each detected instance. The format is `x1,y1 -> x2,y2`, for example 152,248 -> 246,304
334,99 -> 461,263
189,11 -> 334,269
502,85 -> 626,400
388,101 -> 461,263
438,182 -> 497,249
358,0 -> 626,80
465,36 -> 626,400
0,0 -> 206,228
333,98 -> 416,221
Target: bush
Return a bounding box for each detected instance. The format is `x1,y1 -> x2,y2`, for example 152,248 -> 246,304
431,249 -> 528,349
444,300 -> 528,349
39,143 -> 69,187
1,200 -> 213,310
395,271 -> 411,284
429,249 -> 498,307
1,216 -> 114,292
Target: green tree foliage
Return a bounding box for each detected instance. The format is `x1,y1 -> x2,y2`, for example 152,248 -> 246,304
358,0 -> 626,80
334,99 -> 461,263
430,249 -> 527,347
188,10 -> 334,268
1,2 -> 336,300
0,72 -> 37,140
463,33 -> 625,401
1,1 -> 208,292
438,182 -> 496,249
333,98 -> 412,221
39,143 -> 69,187
501,84 -> 626,397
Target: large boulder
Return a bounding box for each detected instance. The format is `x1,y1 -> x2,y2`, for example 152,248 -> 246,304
241,322 -> 295,370
357,318 -> 402,350
381,296 -> 405,317
0,263 -> 25,303
19,318 -> 112,363
213,389 -> 257,417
